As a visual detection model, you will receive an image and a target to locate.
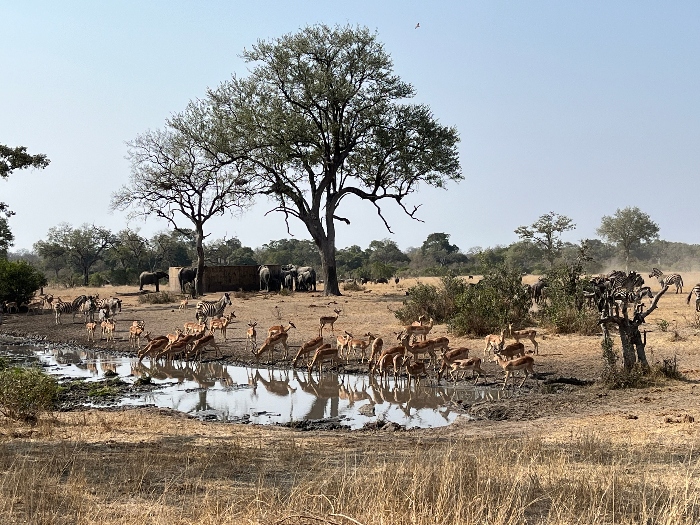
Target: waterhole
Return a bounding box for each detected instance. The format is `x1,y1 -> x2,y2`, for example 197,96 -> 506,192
0,339 -> 511,429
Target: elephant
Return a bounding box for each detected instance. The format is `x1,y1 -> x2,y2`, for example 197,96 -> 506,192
297,269 -> 316,292
178,267 -> 198,293
259,265 -> 271,291
283,272 -> 294,291
139,271 -> 169,292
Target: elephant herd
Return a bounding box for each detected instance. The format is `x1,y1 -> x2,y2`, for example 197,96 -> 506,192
139,265 -> 316,294
260,264 -> 316,292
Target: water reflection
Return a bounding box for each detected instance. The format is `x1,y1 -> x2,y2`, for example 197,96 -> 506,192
0,341 -> 511,429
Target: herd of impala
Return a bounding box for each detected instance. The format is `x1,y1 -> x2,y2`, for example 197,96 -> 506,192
11,292 -> 540,390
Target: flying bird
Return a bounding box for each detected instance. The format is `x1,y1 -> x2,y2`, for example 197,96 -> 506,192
415,23 -> 420,29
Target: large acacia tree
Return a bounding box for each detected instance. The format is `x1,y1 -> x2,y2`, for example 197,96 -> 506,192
597,207 -> 659,271
196,25 -> 462,295
514,212 -> 576,268
35,223 -> 116,286
111,121 -> 255,295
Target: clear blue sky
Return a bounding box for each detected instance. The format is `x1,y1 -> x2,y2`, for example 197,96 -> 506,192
2,1 -> 699,253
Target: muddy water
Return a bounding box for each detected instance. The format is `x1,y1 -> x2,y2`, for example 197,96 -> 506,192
0,340 -> 510,429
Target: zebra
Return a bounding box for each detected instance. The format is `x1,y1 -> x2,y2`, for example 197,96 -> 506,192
195,293 -> 232,323
649,268 -> 683,294
97,297 -> 122,318
80,296 -> 99,323
594,272 -> 646,317
686,284 -> 700,312
53,295 -> 88,325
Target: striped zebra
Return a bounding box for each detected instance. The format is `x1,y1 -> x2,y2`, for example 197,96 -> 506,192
687,284 -> 700,312
79,296 -> 99,322
195,293 -> 232,323
97,297 -> 122,318
53,295 -> 88,325
649,268 -> 683,294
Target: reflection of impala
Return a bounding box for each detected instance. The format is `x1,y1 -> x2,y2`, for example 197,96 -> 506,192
338,377 -> 372,407
292,369 -> 342,420
249,368 -> 296,397
368,375 -> 454,423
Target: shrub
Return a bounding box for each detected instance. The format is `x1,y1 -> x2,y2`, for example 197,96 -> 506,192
88,273 -> 108,287
394,274 -> 468,325
656,319 -> 669,333
449,266 -> 531,337
536,262 -> 600,335
0,366 -> 59,421
0,259 -> 47,305
137,291 -> 177,304
342,281 -> 364,292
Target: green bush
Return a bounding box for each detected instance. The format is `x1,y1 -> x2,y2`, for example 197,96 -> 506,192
394,274 -> 467,324
536,260 -> 600,335
449,266 -> 531,337
0,366 -> 59,421
88,273 -> 108,287
0,259 -> 47,305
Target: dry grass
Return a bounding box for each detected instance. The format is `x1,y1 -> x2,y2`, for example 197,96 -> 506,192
1,410 -> 700,524
3,273 -> 700,523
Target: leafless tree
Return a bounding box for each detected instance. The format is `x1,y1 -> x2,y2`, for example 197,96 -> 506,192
111,121 -> 254,295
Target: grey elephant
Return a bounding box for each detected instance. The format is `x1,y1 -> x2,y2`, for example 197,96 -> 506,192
297,268 -> 316,292
139,271 -> 169,292
259,265 -> 271,291
178,267 -> 197,293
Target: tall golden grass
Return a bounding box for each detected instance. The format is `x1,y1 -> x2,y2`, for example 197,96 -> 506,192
1,412 -> 699,524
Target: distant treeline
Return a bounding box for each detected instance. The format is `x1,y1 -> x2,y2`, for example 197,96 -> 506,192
7,225 -> 700,288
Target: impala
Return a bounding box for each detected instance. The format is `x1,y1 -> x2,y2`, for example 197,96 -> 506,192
436,346 -> 471,382
307,343 -> 338,373
493,353 -> 535,389
509,323 -> 539,354
449,357 -> 485,384
497,342 -> 526,360
246,321 -> 258,352
483,328 -> 506,355
254,330 -> 292,361
268,320 -> 295,338
209,312 -> 235,340
292,336 -> 325,368
319,309 -> 342,336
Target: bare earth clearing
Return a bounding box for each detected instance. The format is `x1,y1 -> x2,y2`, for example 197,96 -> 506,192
2,275 -> 700,523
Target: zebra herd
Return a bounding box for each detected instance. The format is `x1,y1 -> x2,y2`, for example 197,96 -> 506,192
52,295 -> 123,324
587,271 -> 652,318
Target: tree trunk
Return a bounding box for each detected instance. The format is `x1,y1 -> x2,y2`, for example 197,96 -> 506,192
303,207 -> 342,296
320,241 -> 341,296
617,322 -> 636,372
83,267 -> 89,286
195,227 -> 206,296
618,320 -> 649,372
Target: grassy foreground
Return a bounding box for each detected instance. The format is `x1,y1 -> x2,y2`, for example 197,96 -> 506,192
1,409 -> 699,524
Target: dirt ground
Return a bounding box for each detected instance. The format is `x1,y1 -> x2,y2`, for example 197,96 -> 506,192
2,274 -> 700,442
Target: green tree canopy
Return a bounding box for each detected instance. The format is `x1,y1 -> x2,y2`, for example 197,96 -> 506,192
514,212 -> 576,267
336,245 -> 369,276
596,207 -> 660,271
0,144 -> 50,256
255,239 -> 321,267
368,239 -> 410,266
0,259 -> 47,305
205,237 -> 257,266
35,223 -> 116,286
193,24 -> 461,295
421,232 -> 466,267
